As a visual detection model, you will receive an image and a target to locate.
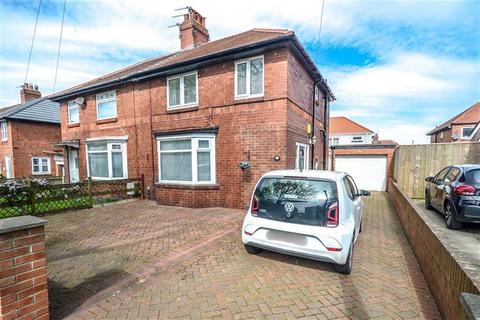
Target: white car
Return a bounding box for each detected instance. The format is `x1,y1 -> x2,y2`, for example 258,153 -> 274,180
242,170 -> 370,274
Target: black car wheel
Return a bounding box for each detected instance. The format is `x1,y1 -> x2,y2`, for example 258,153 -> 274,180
335,236 -> 354,275
244,244 -> 262,254
425,191 -> 433,210
444,202 -> 463,230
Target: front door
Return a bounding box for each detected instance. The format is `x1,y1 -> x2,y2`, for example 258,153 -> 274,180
296,143 -> 309,171
68,148 -> 79,183
4,156 -> 12,178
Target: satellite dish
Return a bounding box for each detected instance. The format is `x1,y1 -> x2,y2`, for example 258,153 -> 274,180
74,97 -> 85,106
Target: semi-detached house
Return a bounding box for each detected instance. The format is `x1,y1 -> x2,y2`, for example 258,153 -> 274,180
51,9 -> 335,208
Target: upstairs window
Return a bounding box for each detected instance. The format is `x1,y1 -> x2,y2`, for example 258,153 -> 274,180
1,121 -> 7,141
68,101 -> 80,124
462,127 -> 474,138
235,56 -> 264,99
32,157 -> 51,174
167,71 -> 198,109
351,136 -> 363,143
96,90 -> 117,120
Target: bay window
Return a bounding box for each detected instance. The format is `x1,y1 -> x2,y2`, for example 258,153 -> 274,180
32,157 -> 51,174
167,71 -> 198,109
157,134 -> 215,184
235,56 -> 264,99
86,142 -> 127,179
96,90 -> 117,120
68,100 -> 80,124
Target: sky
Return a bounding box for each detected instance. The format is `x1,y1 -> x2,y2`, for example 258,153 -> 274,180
0,0 -> 479,144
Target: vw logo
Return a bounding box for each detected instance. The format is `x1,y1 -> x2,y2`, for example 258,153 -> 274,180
284,202 -> 295,217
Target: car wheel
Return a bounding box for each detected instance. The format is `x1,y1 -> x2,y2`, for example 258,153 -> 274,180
359,219 -> 363,233
444,202 -> 463,230
425,191 -> 433,210
244,244 -> 262,254
335,238 -> 353,275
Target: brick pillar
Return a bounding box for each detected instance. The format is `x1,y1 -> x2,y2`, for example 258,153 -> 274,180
0,216 -> 48,320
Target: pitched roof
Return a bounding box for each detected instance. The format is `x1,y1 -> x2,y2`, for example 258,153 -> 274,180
427,101 -> 480,135
0,97 -> 60,124
329,116 -> 374,134
52,28 -> 334,100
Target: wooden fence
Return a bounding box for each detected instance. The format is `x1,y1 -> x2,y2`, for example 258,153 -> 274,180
0,176 -> 143,219
393,142 -> 480,198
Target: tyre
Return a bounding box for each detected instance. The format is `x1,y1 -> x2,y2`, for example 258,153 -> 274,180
359,219 -> 363,233
335,239 -> 353,275
244,244 -> 262,254
425,191 -> 433,210
444,201 -> 463,230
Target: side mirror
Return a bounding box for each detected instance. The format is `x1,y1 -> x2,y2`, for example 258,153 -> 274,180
425,176 -> 434,183
359,190 -> 371,197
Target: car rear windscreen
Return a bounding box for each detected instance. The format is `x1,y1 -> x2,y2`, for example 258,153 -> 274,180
466,169 -> 480,187
253,177 -> 338,226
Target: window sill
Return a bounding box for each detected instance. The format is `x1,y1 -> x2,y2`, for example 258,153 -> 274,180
1,140 -> 8,143
155,183 -> 220,190
96,117 -> 117,125
67,123 -> 80,128
233,96 -> 265,104
166,106 -> 199,114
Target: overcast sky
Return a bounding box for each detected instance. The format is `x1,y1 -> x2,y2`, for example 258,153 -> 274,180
0,0 -> 479,144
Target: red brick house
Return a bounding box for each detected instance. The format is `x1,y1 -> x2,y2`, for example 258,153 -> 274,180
51,9 -> 335,208
0,84 -> 63,179
427,101 -> 480,143
329,116 -> 397,192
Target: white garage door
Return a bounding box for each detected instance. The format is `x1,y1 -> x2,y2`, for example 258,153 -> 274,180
335,155 -> 387,191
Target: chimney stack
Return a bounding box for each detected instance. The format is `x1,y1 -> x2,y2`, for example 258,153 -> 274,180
20,83 -> 41,103
179,8 -> 209,50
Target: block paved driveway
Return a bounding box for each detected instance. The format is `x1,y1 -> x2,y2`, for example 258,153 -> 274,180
45,193 -> 441,320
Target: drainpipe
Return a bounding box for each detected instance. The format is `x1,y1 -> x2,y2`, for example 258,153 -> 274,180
322,93 -> 329,169
311,79 -> 322,169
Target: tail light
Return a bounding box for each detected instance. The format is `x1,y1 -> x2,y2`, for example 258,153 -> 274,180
251,196 -> 259,216
454,185 -> 476,196
326,202 -> 339,227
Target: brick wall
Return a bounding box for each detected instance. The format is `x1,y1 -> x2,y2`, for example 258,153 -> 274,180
388,180 -> 480,320
0,216 -> 49,320
60,46 -> 328,208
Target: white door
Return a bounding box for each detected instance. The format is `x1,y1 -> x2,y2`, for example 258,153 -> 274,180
4,156 -> 12,178
296,143 -> 309,170
335,155 -> 387,191
68,149 -> 79,183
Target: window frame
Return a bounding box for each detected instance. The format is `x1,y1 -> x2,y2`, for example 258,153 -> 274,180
95,90 -> 117,120
295,142 -> 309,171
1,121 -> 7,142
85,141 -> 128,180
234,55 -> 265,99
461,127 -> 474,138
351,136 -> 364,143
157,133 -> 216,185
67,100 -> 80,124
31,157 -> 51,175
166,71 -> 199,110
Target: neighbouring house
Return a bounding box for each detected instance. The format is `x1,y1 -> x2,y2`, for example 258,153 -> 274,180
0,84 -> 63,179
51,8 -> 335,208
427,101 -> 480,143
329,116 -> 397,192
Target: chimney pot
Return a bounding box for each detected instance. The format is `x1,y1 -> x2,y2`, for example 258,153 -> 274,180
20,83 -> 41,103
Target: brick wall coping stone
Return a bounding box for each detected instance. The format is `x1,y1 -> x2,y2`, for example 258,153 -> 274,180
461,293 -> 480,320
0,215 -> 47,234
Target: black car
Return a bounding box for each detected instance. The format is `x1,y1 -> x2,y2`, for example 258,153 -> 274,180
425,164 -> 480,229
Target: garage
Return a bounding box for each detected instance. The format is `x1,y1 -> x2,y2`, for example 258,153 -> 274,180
335,155 -> 388,191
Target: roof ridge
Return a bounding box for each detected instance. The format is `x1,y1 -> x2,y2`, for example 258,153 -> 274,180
251,28 -> 292,34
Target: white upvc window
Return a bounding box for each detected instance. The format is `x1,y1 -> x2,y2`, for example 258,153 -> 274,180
86,142 -> 127,179
235,55 -> 264,99
295,143 -> 309,171
351,136 -> 363,143
68,100 -> 80,124
462,127 -> 474,138
32,157 -> 51,175
1,121 -> 7,141
167,71 -> 198,109
96,90 -> 117,120
157,134 -> 216,185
